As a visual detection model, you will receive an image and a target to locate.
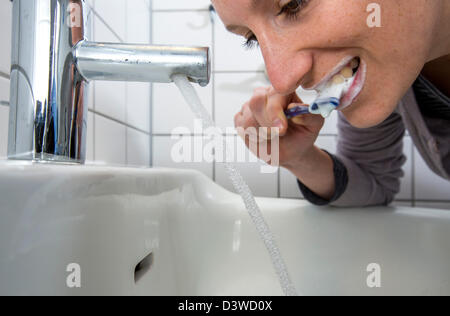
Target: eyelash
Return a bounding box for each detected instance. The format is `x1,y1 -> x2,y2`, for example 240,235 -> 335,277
243,34 -> 258,50
243,0 -> 308,50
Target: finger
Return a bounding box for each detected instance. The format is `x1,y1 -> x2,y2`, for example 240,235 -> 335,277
248,88 -> 291,138
248,88 -> 270,127
265,93 -> 290,134
235,103 -> 260,140
288,112 -> 324,133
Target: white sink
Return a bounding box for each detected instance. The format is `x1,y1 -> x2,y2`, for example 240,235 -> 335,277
0,161 -> 449,296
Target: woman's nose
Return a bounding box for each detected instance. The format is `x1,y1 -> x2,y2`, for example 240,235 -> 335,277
260,41 -> 313,95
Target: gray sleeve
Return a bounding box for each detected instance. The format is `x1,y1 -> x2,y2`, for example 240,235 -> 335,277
331,111 -> 407,207
297,151 -> 349,206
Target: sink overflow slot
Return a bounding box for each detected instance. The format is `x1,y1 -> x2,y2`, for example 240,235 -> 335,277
134,252 -> 154,283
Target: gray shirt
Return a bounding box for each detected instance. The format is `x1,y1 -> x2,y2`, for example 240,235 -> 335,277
298,75 -> 450,207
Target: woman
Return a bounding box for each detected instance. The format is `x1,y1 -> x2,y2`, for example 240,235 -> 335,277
211,0 -> 450,207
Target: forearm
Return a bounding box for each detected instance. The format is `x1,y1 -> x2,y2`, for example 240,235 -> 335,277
283,146 -> 336,200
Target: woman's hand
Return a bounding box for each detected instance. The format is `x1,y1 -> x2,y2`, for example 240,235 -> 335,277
234,86 -> 324,168
235,86 -> 336,200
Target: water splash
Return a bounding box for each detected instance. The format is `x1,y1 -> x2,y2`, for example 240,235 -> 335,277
172,74 -> 298,296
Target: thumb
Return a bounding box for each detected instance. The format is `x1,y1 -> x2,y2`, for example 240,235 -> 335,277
289,111 -> 324,134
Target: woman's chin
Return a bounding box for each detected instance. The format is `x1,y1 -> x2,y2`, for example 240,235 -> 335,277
340,98 -> 394,129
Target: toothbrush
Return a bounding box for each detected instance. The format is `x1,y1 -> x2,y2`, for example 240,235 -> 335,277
285,58 -> 359,120
284,97 -> 340,119
284,104 -> 310,119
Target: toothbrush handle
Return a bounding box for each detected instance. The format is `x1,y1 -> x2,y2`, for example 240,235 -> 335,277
284,105 -> 310,119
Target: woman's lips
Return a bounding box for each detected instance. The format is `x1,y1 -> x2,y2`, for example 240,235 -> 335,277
296,56 -> 366,113
339,60 -> 366,110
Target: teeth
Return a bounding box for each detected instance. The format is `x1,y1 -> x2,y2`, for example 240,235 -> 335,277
309,57 -> 361,119
332,75 -> 345,84
340,67 -> 353,79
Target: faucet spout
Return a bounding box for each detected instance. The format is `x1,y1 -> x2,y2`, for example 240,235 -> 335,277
75,41 -> 211,87
7,0 -> 211,164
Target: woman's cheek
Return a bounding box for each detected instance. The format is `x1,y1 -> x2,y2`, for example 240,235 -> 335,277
311,0 -> 369,44
341,91 -> 400,129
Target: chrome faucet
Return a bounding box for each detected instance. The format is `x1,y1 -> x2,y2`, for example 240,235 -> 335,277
8,0 -> 210,164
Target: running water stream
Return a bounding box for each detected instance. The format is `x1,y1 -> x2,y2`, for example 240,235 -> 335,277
172,75 -> 298,296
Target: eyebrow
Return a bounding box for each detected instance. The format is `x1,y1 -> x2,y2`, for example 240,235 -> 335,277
226,25 -> 240,33
226,0 -> 267,33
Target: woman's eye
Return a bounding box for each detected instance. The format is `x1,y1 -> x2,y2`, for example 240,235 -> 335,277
242,0 -> 309,50
277,0 -> 308,20
243,34 -> 258,50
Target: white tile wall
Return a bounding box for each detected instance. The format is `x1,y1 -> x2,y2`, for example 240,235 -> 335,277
0,76 -> 8,101
215,136 -> 279,198
88,0 -> 151,167
214,16 -> 264,72
127,127 -> 150,167
94,114 -> 126,165
153,11 -> 212,46
126,0 -> 150,44
149,1 -> 450,210
94,0 -> 127,41
215,72 -> 269,132
127,82 -> 150,133
95,81 -> 127,122
152,10 -> 213,134
152,81 -> 213,134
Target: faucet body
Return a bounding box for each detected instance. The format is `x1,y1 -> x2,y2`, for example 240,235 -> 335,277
8,0 -> 210,164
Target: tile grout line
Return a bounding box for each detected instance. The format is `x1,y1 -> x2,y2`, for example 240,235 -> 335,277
89,6 -> 125,43
89,109 -> 150,135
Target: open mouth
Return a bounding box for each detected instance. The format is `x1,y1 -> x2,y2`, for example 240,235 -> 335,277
303,57 -> 366,117
289,57 -> 366,119
315,56 -> 362,103
339,57 -> 366,110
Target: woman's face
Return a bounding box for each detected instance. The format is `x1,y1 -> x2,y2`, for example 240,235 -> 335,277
212,0 -> 444,128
